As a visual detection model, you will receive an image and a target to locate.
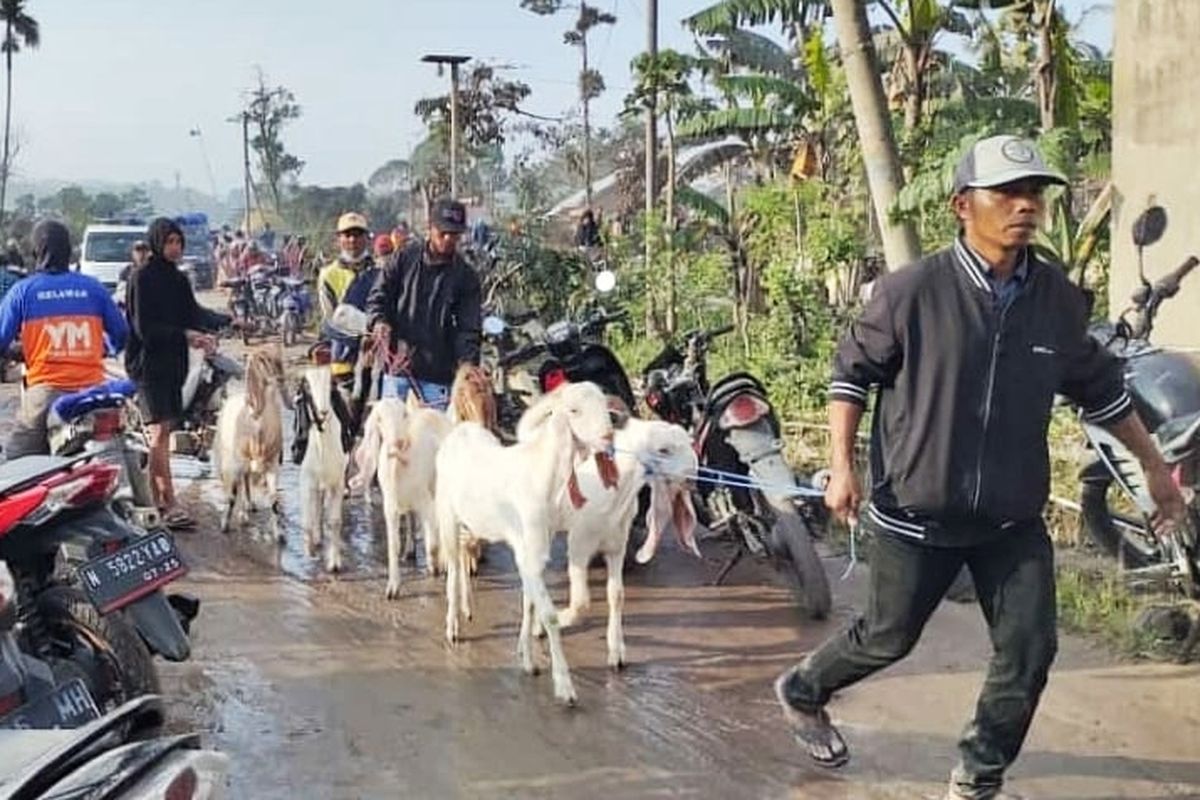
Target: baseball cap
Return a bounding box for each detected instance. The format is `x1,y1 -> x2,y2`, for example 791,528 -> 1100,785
336,212 -> 370,234
431,199 -> 468,234
953,135 -> 1067,194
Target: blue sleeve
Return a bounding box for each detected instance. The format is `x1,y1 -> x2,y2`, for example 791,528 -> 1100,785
97,285 -> 128,353
0,282 -> 24,352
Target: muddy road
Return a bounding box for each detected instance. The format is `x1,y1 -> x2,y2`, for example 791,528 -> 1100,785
160,411 -> 1199,798
0,324 -> 1198,799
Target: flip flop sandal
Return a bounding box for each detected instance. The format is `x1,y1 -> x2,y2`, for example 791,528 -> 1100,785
163,508 -> 197,530
775,672 -> 850,768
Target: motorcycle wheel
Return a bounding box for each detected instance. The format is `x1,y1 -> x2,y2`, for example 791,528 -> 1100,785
768,508 -> 832,620
281,311 -> 298,348
34,586 -> 161,715
1080,470 -> 1159,569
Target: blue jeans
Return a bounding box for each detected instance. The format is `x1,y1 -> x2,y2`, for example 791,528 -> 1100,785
379,375 -> 450,410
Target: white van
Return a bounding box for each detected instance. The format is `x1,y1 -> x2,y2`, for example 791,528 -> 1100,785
79,223 -> 147,288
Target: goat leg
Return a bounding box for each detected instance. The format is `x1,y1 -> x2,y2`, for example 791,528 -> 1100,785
517,589 -> 538,676
605,548 -> 627,670
267,471 -> 285,546
557,539 -> 592,630
326,487 -> 345,574
519,563 -> 577,706
384,498 -> 401,600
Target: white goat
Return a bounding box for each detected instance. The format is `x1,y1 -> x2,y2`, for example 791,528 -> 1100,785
298,366 -> 348,572
351,393 -> 452,599
435,381 -> 618,705
520,413 -> 700,669
214,347 -> 290,542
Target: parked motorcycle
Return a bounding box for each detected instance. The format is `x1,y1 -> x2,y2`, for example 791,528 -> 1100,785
45,379 -> 161,531
0,454 -> 197,717
278,275 -> 313,347
493,305 -> 636,436
0,559 -> 102,731
0,694 -> 228,798
170,346 -> 244,461
1078,205 -> 1200,596
642,324 -> 832,619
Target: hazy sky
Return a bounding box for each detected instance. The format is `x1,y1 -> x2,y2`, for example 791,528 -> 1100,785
14,0 -> 1111,194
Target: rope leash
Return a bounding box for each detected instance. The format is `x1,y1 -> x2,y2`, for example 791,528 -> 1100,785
613,446 -> 825,499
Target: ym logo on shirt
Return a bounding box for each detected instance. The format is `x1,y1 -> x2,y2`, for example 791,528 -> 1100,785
44,320 -> 92,352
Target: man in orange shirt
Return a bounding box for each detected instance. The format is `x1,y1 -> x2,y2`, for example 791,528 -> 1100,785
0,220 -> 128,458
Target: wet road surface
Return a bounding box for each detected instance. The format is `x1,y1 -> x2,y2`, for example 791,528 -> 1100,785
160,451 -> 1200,800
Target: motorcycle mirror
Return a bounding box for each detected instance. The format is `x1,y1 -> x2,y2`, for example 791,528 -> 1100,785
482,315 -> 506,336
594,269 -> 617,294
1132,206 -> 1167,248
329,304 -> 368,338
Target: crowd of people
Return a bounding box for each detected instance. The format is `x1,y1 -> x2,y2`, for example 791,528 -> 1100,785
0,135 -> 1189,800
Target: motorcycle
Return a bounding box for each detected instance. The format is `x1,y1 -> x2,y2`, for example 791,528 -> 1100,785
642,324 -> 832,619
0,559 -> 102,730
492,305 -> 636,437
0,694 -> 228,798
45,379 -> 161,531
170,346 -> 244,461
222,264 -> 282,345
0,454 -> 197,717
278,275 -> 313,348
1078,204 -> 1200,596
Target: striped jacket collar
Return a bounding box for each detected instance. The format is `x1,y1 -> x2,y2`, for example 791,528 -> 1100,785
952,238 -> 1030,294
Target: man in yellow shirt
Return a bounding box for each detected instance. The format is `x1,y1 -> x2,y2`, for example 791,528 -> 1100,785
316,212 -> 379,444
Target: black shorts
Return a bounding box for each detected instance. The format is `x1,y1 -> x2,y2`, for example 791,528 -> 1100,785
139,378 -> 183,426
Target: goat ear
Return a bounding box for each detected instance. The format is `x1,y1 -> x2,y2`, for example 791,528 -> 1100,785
405,390 -> 422,414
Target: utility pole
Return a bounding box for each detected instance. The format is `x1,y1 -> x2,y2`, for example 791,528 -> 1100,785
644,0 -> 658,273
241,111 -> 252,235
422,54 -> 471,200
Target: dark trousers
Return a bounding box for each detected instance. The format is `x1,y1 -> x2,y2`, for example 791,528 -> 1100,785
782,520 -> 1058,798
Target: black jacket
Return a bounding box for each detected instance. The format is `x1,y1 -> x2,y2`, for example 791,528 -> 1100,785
124,218 -> 229,387
831,241 -> 1132,545
365,243 -> 481,385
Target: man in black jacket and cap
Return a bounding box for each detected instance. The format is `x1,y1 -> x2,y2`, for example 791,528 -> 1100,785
125,217 -> 230,529
773,135 -> 1187,799
365,198 -> 481,410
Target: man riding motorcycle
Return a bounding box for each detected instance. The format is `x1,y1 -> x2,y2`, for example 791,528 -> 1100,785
293,212 -> 379,460
0,220 -> 128,458
365,199 -> 481,411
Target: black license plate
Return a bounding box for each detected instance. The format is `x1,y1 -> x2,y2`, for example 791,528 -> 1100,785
0,679 -> 100,730
78,531 -> 188,614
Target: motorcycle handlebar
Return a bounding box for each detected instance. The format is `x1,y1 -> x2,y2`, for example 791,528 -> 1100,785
1158,256 -> 1199,297
708,324 -> 735,338
500,343 -> 545,369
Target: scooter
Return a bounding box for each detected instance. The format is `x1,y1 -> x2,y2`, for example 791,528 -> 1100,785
1078,204 -> 1200,596
0,454 -> 197,716
643,324 -> 832,619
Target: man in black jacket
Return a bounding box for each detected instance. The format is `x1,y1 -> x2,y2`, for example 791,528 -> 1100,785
365,198 -> 481,410
774,136 -> 1186,800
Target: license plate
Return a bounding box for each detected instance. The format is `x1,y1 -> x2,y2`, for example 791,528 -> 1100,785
78,531 -> 188,614
0,679 -> 100,730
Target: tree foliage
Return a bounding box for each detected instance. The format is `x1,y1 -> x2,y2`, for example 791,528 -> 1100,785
246,72 -> 304,213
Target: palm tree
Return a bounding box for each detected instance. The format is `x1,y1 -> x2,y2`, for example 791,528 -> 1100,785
565,3 -> 617,210
0,0 -> 37,227
828,0 -> 920,270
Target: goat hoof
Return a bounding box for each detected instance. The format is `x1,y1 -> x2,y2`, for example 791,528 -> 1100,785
385,582 -> 400,600
557,689 -> 578,707
275,533 -> 287,547
608,656 -> 626,672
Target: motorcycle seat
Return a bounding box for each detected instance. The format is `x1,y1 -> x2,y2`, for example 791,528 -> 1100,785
707,372 -> 769,409
1156,410 -> 1200,463
49,380 -> 138,425
219,278 -> 247,289
281,277 -> 307,288
0,455 -> 73,496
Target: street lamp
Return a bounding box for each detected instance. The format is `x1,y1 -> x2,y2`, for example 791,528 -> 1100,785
421,54 -> 470,199
188,126 -> 220,202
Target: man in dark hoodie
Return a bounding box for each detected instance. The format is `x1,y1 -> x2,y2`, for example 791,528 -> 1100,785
0,219 -> 128,458
126,217 -> 230,529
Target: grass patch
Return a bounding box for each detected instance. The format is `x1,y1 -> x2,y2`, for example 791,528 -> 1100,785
1055,562 -> 1165,656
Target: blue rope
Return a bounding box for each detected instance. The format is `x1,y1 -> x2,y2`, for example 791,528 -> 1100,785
613,447 -> 825,500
